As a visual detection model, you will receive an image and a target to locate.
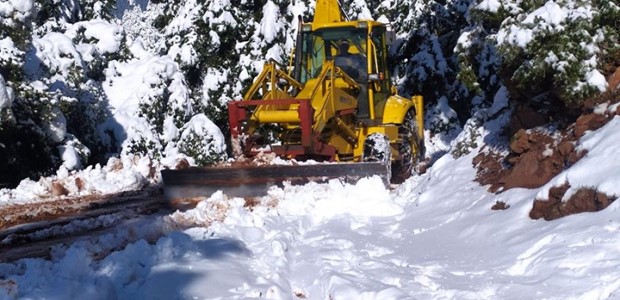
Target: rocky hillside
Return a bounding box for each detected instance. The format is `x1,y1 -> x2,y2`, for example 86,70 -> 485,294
475,88 -> 620,220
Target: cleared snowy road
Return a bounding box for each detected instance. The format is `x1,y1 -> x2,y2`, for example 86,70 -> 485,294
3,152 -> 620,299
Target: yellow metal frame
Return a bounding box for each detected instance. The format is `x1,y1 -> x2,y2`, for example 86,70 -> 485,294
235,0 -> 424,163
244,60 -> 302,101
308,60 -> 359,134
412,95 -> 424,138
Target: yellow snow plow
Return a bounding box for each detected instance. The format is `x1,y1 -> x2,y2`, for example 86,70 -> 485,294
162,0 -> 425,199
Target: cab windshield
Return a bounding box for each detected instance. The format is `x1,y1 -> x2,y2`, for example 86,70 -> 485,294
297,27 -> 367,84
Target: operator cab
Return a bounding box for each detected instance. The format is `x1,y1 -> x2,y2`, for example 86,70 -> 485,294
293,22 -> 392,120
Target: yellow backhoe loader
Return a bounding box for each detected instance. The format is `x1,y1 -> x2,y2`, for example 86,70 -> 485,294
162,0 -> 425,199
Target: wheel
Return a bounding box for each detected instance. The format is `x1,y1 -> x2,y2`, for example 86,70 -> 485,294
391,109 -> 425,184
362,133 -> 392,184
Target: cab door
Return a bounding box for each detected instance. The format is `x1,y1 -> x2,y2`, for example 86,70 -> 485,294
368,26 -> 391,119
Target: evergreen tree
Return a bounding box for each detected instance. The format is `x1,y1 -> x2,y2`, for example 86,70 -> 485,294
393,0 -> 472,125
491,0 -> 620,109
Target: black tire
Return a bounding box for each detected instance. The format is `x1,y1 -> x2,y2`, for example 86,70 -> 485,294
362,133 -> 392,184
391,110 -> 424,184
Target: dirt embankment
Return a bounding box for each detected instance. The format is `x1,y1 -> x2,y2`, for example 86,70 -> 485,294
475,88 -> 620,220
529,183 -> 615,221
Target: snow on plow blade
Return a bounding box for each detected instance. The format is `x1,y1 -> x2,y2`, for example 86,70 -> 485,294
161,162 -> 389,201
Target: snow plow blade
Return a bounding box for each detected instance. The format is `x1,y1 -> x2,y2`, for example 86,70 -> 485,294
161,162 -> 389,201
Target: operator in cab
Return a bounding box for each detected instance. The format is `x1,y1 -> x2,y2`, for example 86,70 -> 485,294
334,39 -> 369,118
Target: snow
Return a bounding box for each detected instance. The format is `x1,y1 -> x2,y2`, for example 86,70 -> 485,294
202,67 -> 228,93
163,0 -> 201,65
164,0 -> 202,35
475,0 -> 501,13
101,54 -> 179,150
497,1 -> 569,48
28,32 -> 85,78
493,0 -> 607,98
496,1 -> 598,49
496,24 -> 528,49
260,1 -> 284,44
7,0 -> 33,13
66,20 -> 125,55
523,1 -> 566,26
58,144 -> 82,170
424,96 -> 461,158
0,0 -> 33,23
0,74 -> 12,112
1,0 -> 619,298
205,0 -> 238,28
44,108 -> 67,143
586,69 -> 608,92
455,30 -> 474,50
537,116 -> 620,201
4,111 -> 620,298
0,37 -> 22,64
179,113 -> 227,155
105,55 -> 169,112
120,5 -> 165,53
0,155 -> 153,204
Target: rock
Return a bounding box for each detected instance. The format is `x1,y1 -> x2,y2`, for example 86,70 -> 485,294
530,198 -> 559,220
574,113 -> 609,138
472,153 -> 484,166
597,193 -> 612,209
110,158 -> 123,171
506,155 -> 520,165
75,177 -> 84,191
548,183 -> 570,201
608,66 -> 620,91
509,129 -> 530,154
473,152 -> 506,192
501,145 -> 564,190
570,189 -> 598,212
474,89 -> 618,219
509,106 -> 547,136
491,201 -> 510,210
504,130 -> 561,189
530,184 -> 616,221
529,183 -> 569,220
175,158 -> 190,169
50,181 -> 68,197
556,141 -> 574,158
568,149 -> 587,166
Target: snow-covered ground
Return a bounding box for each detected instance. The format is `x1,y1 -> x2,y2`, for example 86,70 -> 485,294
2,115 -> 620,299
1,0 -> 619,298
0,155 -> 156,205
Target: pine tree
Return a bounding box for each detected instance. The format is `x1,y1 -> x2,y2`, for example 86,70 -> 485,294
492,0 -> 620,109
393,0 -> 472,122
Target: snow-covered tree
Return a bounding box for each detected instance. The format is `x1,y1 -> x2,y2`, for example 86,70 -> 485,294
391,0 -> 472,138
0,0 -> 133,187
153,0 -> 303,144
1,0 -> 617,188
489,0 -> 619,108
